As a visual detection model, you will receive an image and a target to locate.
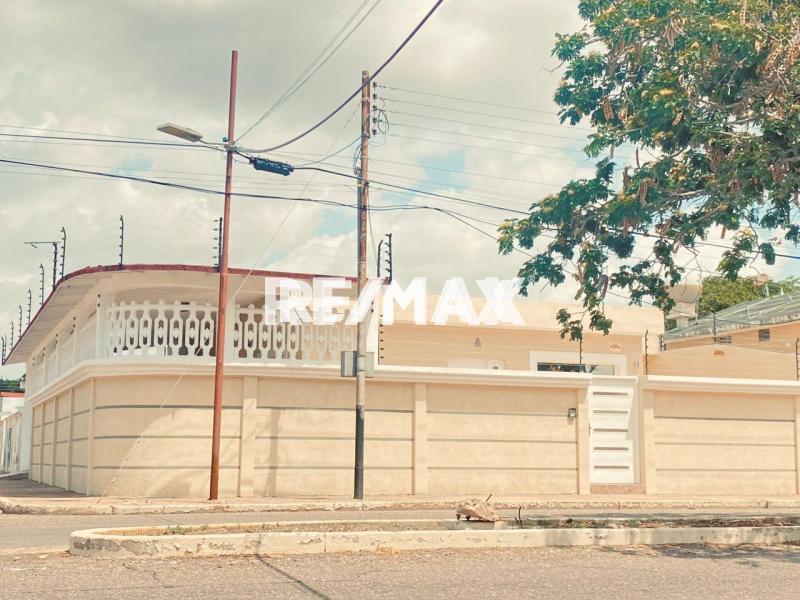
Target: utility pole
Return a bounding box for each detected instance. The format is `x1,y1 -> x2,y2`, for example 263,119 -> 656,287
354,69 -> 371,500
209,49 -> 238,501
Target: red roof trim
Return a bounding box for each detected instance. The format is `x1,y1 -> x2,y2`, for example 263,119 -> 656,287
3,263 -> 354,365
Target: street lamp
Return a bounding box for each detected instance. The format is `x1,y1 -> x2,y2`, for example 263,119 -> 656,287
157,50 -> 238,501
156,123 -> 205,143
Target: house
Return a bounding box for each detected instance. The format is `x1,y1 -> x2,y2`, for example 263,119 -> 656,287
2,263 -> 799,499
650,293 -> 800,380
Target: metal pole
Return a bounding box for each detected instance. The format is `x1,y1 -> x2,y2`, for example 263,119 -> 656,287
209,49 -> 238,501
27,290 -> 31,325
354,69 -> 371,500
60,227 -> 66,279
644,329 -> 649,375
18,306 -> 22,337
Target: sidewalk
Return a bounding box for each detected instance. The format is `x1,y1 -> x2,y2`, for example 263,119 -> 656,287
3,478 -> 800,515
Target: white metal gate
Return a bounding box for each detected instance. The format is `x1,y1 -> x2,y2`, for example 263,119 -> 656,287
588,381 -> 638,484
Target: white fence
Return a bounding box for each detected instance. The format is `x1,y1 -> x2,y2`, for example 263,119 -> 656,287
26,300 -> 357,395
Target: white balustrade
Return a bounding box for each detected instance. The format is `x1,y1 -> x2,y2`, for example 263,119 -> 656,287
232,304 -> 355,364
103,300 -> 355,365
26,299 -> 356,394
105,301 -> 217,358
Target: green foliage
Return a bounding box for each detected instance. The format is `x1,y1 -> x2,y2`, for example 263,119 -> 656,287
0,378 -> 22,393
696,275 -> 800,316
499,0 -> 800,339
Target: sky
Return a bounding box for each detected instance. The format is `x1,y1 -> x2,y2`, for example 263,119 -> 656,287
0,0 -> 797,379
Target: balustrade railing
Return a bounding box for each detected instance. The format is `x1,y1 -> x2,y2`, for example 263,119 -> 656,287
26,299 -> 357,395
232,304 -> 356,364
104,300 -> 355,364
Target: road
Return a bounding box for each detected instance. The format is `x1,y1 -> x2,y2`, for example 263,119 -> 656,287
4,507 -> 800,552
3,545 -> 800,599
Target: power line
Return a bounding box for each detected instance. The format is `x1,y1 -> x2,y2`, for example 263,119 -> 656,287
5,155 -> 799,263
379,96 -> 596,132
385,109 -> 631,146
236,0 -> 383,141
390,133 -> 600,163
376,83 -> 561,116
272,150 -> 568,188
240,0 -> 445,153
296,165 -> 530,215
392,121 -> 634,158
0,131 -> 213,149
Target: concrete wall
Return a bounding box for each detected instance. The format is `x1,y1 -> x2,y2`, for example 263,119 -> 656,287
381,324 -> 644,374
26,366 -> 590,498
23,365 -> 800,499
1,411 -> 23,473
642,378 -> 800,495
648,345 -> 797,380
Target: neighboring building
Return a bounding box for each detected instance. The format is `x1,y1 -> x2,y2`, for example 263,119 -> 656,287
665,292 -> 800,353
3,263 -> 800,499
0,390 -> 24,420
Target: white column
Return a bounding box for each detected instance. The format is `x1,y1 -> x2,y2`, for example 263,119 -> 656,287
94,294 -> 108,359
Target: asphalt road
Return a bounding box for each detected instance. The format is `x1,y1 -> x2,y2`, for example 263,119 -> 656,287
4,507 -> 800,552
0,510 -> 457,552
4,545 -> 800,599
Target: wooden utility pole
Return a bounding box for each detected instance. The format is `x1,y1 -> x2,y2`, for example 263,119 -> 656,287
354,70 -> 371,500
209,49 -> 238,501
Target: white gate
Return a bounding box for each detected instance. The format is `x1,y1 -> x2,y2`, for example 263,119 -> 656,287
588,381 -> 638,484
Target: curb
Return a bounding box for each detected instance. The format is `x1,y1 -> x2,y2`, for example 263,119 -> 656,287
5,497 -> 799,516
69,520 -> 800,558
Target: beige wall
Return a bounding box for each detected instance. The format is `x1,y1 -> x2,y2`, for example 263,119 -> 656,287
27,369 -> 588,498
648,345 -> 797,380
24,366 -> 800,499
642,383 -> 800,495
381,324 -> 644,374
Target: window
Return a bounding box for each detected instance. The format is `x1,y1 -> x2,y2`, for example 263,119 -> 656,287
536,362 -> 616,376
714,335 -> 732,345
758,329 -> 771,342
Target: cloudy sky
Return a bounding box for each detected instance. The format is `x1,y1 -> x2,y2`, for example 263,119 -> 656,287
0,0 -> 796,378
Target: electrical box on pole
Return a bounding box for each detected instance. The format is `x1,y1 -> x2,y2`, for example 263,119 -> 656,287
250,157 -> 294,176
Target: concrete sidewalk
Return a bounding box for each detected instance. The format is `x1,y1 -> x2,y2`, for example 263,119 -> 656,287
3,479 -> 800,515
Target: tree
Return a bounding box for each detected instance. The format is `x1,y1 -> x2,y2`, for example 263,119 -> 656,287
498,0 -> 800,340
695,275 -> 800,316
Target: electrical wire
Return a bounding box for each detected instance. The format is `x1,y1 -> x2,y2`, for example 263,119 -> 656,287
0,131 -> 216,149
392,121 -> 634,158
379,96 -> 596,132
376,84 -> 561,116
236,0 -> 383,141
241,0 -> 445,153
390,133 -> 602,163
4,155 -> 799,263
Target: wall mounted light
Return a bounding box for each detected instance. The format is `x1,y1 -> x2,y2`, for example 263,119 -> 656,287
567,408 -> 577,420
